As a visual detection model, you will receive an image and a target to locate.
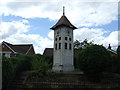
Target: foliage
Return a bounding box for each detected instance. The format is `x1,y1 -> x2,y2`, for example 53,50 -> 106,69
74,39 -> 94,49
43,55 -> 53,68
2,54 -> 52,84
31,55 -> 51,77
77,45 -> 112,76
110,56 -> 118,73
2,57 -> 15,85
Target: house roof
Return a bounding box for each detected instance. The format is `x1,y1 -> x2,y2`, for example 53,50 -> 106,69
2,41 -> 35,54
43,48 -> 53,55
50,15 -> 77,30
43,48 -> 79,55
107,49 -> 117,54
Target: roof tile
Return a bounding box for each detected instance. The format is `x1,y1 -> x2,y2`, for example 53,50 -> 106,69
50,15 -> 77,30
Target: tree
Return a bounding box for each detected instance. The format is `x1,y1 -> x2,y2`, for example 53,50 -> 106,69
77,45 -> 112,76
116,46 -> 120,73
74,39 -> 94,49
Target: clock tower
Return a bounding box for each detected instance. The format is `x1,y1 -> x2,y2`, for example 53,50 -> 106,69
50,7 -> 77,72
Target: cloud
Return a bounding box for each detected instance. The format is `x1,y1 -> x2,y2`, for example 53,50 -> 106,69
2,33 -> 53,54
0,20 -> 118,54
0,20 -> 29,39
74,28 -> 106,42
0,2 -> 118,27
103,31 -> 119,49
74,28 -> 119,50
0,20 -> 53,54
44,27 -> 119,51
48,30 -> 54,40
0,1 -> 118,53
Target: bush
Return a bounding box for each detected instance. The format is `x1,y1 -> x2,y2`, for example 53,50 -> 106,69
2,57 -> 15,86
77,45 -> 112,76
31,55 -> 51,77
2,54 -> 51,84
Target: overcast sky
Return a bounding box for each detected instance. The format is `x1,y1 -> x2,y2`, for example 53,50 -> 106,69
0,0 -> 119,54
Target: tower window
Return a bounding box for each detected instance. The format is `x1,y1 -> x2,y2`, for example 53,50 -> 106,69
65,43 -> 67,49
56,31 -> 59,36
59,37 -> 61,40
69,38 -> 71,41
59,43 -> 61,49
69,44 -> 71,50
65,37 -> 67,40
55,43 -> 57,50
55,38 -> 57,41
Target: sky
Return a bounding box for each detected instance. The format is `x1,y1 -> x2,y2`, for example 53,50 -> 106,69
0,0 -> 119,54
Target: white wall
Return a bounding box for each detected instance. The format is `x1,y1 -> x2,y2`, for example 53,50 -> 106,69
53,26 -> 74,72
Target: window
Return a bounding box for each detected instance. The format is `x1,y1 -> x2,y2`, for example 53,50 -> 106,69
67,30 -> 70,34
55,38 -> 57,41
3,53 -> 5,56
57,31 -> 59,35
59,37 -> 61,40
69,38 -> 71,41
59,43 -> 61,49
65,37 -> 67,40
2,53 -> 10,58
55,43 -> 57,50
65,43 -> 67,49
69,44 -> 71,50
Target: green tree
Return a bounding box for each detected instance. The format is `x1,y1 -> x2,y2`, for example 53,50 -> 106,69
77,45 -> 112,76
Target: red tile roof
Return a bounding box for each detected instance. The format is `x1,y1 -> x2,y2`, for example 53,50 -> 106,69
50,15 -> 77,30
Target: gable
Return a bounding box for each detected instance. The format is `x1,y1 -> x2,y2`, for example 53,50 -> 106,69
0,43 -> 13,52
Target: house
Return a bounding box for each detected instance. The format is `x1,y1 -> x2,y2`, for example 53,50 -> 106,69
107,44 -> 117,57
43,48 -> 53,56
0,41 -> 35,58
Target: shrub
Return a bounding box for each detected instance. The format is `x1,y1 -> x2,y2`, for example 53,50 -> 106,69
31,55 -> 51,77
2,57 -> 15,86
77,45 -> 112,76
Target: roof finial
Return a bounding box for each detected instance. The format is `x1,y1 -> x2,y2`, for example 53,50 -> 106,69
63,6 -> 65,16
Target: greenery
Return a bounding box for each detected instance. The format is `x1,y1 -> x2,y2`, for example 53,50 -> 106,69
74,39 -> 94,49
2,57 -> 15,83
2,54 -> 52,85
77,45 -> 112,76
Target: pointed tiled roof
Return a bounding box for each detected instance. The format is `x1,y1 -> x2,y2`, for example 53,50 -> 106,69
50,15 -> 77,30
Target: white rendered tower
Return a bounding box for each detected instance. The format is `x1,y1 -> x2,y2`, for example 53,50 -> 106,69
50,7 -> 77,72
